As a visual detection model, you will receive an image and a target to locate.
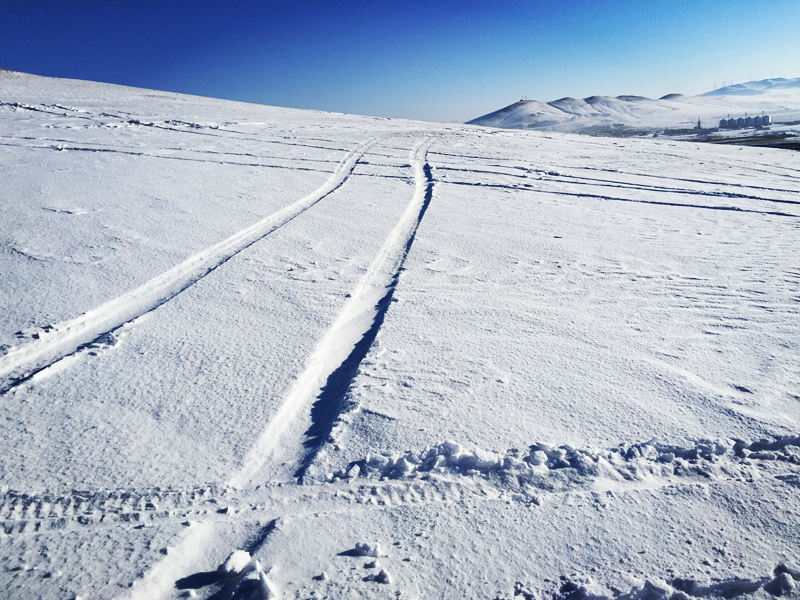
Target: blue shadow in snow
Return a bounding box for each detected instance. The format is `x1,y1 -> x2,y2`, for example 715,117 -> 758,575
294,164 -> 434,481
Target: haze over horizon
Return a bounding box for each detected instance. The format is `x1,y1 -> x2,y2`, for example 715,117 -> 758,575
2,0 -> 799,123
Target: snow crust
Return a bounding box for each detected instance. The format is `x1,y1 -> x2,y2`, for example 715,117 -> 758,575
0,71 -> 798,600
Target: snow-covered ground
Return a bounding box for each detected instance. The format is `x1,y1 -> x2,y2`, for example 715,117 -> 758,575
1,71 -> 799,600
468,77 -> 800,133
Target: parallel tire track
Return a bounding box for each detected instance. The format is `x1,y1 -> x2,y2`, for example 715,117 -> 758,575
227,136 -> 437,490
120,136 -> 437,600
0,136 -> 381,395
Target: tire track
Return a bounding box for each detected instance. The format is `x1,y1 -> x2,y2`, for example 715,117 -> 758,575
227,136 -> 437,490
0,478 -> 490,536
435,164 -> 800,207
0,140 -> 336,174
120,135 -> 437,600
441,179 -> 799,219
0,136 -> 381,396
4,435 -> 798,538
0,484 -> 227,534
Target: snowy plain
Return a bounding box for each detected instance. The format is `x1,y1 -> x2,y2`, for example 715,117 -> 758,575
1,70 -> 799,600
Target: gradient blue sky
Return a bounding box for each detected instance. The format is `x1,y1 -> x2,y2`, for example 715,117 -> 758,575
2,0 -> 799,122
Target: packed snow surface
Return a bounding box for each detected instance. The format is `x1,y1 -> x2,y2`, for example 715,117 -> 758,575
468,77 -> 800,132
1,71 -> 799,600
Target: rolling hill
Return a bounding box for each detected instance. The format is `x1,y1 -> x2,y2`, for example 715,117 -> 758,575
468,77 -> 800,133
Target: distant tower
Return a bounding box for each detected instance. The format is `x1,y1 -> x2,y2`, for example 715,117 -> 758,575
754,115 -> 762,125
736,117 -> 745,127
762,114 -> 772,125
719,118 -> 728,128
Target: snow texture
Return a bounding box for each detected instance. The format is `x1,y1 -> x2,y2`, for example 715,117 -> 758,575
0,71 -> 798,600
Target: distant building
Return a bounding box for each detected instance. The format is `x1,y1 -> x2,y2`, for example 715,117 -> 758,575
716,114 -> 773,130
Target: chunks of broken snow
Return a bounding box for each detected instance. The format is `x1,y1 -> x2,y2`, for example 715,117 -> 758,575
537,563 -> 800,600
219,550 -> 253,576
354,542 -> 383,557
216,553 -> 281,598
326,435 -> 800,484
256,570 -> 281,599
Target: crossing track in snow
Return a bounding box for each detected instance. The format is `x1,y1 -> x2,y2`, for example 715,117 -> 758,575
0,477 -> 496,536
0,136 -> 382,396
3,434 -> 799,536
119,135 -> 437,600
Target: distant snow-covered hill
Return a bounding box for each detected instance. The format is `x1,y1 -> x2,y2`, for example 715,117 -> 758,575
702,77 -> 800,96
468,77 -> 800,132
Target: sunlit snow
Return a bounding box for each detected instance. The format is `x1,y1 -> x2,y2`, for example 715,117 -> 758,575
1,71 -> 799,600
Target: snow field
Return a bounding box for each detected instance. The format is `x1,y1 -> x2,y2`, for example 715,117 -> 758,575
311,134 -> 800,485
0,72 -> 798,599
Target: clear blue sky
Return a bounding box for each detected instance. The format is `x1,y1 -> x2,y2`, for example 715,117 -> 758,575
2,0 -> 799,122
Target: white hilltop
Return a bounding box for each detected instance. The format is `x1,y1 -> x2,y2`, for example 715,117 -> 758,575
468,77 -> 800,132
